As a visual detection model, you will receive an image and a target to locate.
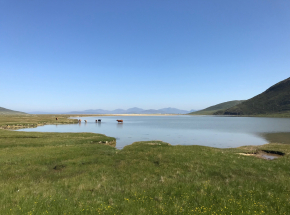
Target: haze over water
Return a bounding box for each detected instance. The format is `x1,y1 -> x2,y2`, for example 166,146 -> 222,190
17,116 -> 290,149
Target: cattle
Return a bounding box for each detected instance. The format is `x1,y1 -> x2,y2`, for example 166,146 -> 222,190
98,119 -> 101,122
116,119 -> 123,123
78,119 -> 81,123
95,120 -> 98,123
56,118 -> 58,120
84,120 -> 87,123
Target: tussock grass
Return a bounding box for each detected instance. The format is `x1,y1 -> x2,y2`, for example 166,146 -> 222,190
1,115 -> 290,214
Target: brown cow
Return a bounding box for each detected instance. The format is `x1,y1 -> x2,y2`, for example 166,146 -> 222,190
56,118 -> 58,120
78,119 -> 81,123
116,119 -> 123,123
84,120 -> 87,123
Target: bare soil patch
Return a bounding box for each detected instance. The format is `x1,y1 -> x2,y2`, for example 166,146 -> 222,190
238,150 -> 285,160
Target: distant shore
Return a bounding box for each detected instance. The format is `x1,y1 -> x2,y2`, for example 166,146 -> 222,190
66,113 -> 180,117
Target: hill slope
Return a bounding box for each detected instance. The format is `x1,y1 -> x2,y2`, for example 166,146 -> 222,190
0,107 -> 26,115
189,100 -> 245,115
218,77 -> 290,115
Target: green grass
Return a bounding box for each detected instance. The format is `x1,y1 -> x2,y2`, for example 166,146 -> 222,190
0,107 -> 26,115
1,115 -> 290,214
0,114 -> 78,129
189,100 -> 244,115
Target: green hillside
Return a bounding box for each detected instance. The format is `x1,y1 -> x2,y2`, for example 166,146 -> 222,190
189,100 -> 245,115
0,107 -> 26,115
218,77 -> 290,116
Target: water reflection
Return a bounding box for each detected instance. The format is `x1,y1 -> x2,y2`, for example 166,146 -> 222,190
17,116 -> 290,149
117,123 -> 123,129
260,154 -> 279,160
95,122 -> 102,127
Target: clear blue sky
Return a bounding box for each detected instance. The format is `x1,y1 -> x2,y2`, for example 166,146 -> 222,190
1,0 -> 289,112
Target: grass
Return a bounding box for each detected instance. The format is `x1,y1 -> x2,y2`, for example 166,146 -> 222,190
0,114 -> 78,129
189,110 -> 219,115
189,100 -> 244,115
252,112 -> 290,118
1,115 -> 290,214
0,107 -> 26,115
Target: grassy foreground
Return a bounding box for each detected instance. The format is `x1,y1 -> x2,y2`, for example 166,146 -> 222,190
1,115 -> 290,214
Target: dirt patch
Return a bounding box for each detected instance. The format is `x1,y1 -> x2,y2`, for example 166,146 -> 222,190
238,150 -> 284,160
145,141 -> 171,146
91,140 -> 116,147
261,150 -> 285,156
148,142 -> 164,145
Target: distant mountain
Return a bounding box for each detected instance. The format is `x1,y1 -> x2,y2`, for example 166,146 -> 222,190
126,107 -> 144,113
189,100 -> 245,115
110,109 -> 127,114
66,107 -> 191,114
68,109 -> 111,114
28,111 -> 61,114
189,109 -> 198,113
156,108 -> 190,114
0,107 -> 26,115
140,109 -> 160,114
217,77 -> 290,115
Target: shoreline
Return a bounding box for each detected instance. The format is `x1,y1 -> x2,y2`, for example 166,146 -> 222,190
2,114 -> 290,148
67,113 -> 180,117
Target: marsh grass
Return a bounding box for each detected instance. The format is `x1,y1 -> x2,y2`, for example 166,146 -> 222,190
0,114 -> 78,129
1,115 -> 290,214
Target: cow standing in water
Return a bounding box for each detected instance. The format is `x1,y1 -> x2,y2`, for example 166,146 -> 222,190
84,120 -> 87,123
56,118 -> 58,121
78,119 -> 81,123
116,120 -> 123,123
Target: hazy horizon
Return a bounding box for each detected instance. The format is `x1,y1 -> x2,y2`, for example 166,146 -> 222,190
26,106 -> 197,114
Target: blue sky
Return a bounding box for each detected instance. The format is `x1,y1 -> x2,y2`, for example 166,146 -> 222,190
1,0 -> 289,112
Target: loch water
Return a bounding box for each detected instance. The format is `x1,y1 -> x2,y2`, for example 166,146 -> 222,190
18,115 -> 290,149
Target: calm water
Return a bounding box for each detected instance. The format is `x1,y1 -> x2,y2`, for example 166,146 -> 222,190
18,115 -> 290,149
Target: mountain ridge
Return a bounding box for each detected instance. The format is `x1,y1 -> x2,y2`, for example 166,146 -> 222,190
217,77 -> 290,115
189,100 -> 245,115
65,107 -> 193,114
0,107 -> 26,115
